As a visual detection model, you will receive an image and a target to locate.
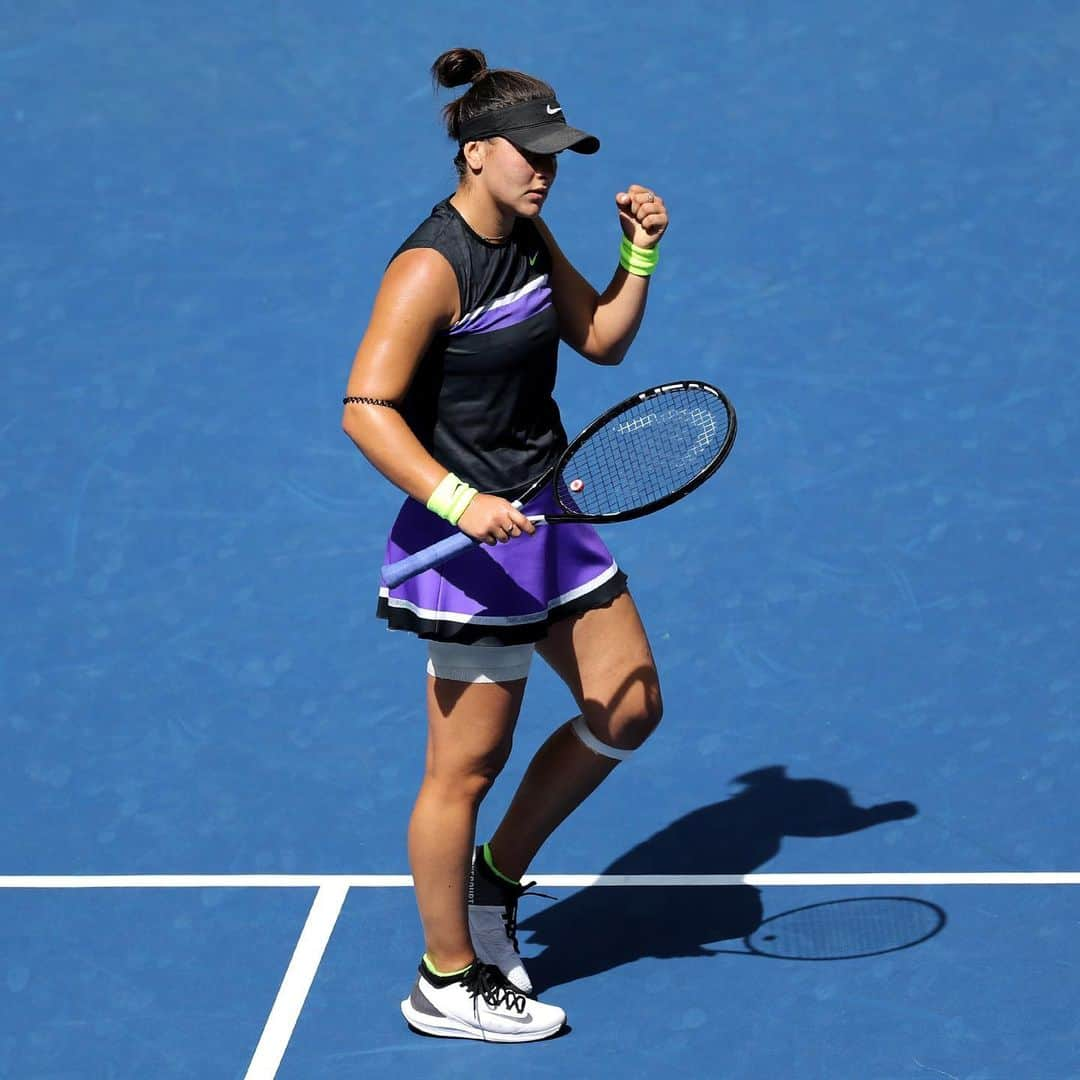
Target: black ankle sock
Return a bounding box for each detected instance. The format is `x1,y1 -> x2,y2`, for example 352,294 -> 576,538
420,954 -> 474,987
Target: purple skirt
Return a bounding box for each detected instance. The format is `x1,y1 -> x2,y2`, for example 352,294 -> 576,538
376,487 -> 628,645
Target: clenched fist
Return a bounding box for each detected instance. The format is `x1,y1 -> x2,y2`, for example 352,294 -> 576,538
615,184 -> 668,249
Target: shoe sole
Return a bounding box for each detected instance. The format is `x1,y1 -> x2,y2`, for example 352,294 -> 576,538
400,998 -> 564,1043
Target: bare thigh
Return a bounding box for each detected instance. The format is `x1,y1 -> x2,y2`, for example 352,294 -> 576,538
536,591 -> 663,749
424,676 -> 528,787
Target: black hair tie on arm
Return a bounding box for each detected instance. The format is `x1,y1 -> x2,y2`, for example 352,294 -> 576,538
343,396 -> 398,408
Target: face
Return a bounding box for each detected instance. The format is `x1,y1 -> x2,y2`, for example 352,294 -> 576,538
468,137 -> 558,217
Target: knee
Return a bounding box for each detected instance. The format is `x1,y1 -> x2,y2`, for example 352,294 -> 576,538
624,683 -> 664,748
465,747 -> 512,800
586,677 -> 664,753
428,740 -> 513,804
456,770 -> 497,805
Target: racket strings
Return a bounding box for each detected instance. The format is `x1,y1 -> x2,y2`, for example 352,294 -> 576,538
557,388 -> 731,516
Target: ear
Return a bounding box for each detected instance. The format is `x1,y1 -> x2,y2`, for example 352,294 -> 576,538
461,139 -> 487,173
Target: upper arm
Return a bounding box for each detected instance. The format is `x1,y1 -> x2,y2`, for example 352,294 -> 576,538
533,218 -> 600,357
344,247 -> 460,403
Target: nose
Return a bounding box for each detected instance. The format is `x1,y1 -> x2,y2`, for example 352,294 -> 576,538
536,157 -> 556,183
524,149 -> 557,179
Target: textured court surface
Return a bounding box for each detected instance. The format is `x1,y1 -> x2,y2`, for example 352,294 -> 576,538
3,2 -> 1079,1077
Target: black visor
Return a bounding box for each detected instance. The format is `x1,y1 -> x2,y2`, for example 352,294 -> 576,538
458,99 -> 599,155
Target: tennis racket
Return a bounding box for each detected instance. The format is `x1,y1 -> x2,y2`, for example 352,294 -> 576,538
380,379 -> 737,588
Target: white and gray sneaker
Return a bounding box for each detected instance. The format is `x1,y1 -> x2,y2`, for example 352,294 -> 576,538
468,846 -> 546,994
400,959 -> 565,1043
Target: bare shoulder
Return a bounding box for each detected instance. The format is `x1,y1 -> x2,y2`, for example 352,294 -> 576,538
533,216 -> 561,256
345,246 -> 459,400
530,216 -> 599,356
378,246 -> 460,328
533,216 -> 585,285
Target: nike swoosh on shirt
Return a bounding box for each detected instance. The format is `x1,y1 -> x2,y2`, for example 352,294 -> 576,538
528,252 -> 539,266
545,105 -> 562,115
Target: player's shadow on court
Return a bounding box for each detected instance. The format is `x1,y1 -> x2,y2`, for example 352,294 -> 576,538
519,765 -> 918,992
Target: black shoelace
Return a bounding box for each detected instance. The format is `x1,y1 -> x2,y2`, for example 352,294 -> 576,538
462,961 -> 527,1014
501,880 -> 554,952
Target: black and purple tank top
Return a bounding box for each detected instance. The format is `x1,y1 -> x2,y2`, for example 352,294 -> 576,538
392,198 -> 567,497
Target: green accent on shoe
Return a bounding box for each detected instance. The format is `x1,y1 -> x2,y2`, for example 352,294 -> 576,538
422,953 -> 474,979
482,842 -> 521,888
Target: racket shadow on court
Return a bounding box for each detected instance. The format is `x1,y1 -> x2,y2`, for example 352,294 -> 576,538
519,765 -> 941,992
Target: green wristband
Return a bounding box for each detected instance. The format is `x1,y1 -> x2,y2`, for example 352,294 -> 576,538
619,236 -> 660,277
426,472 -> 478,526
446,481 -> 478,525
426,473 -> 459,518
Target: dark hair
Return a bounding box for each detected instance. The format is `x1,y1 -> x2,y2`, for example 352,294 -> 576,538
431,48 -> 555,175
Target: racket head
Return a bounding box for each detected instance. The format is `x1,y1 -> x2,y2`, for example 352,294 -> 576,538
549,380 -> 737,523
742,897 -> 947,961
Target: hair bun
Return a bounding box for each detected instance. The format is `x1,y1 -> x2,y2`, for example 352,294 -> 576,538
432,47 -> 488,89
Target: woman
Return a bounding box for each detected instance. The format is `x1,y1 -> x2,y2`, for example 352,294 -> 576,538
342,46 -> 668,1043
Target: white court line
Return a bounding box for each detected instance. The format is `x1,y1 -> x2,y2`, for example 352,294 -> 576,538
5,873 -> 1078,1080
244,882 -> 349,1080
533,873 -> 1080,886
1,872 -> 1079,888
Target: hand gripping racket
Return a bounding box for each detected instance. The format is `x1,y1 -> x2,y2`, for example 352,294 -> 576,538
380,380 -> 737,588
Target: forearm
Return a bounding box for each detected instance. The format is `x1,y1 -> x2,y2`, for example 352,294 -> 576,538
584,267 -> 650,365
341,404 -> 446,504
542,185 -> 666,366
342,403 -> 535,545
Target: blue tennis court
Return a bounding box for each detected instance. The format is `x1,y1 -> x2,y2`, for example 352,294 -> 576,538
4,2 -> 1079,1076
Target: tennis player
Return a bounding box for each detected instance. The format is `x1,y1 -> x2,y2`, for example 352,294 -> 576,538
343,47 -> 668,1042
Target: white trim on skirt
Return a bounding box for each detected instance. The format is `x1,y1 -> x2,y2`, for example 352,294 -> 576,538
378,562 -> 620,627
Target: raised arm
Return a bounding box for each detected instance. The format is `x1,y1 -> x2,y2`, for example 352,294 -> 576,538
536,184 -> 668,366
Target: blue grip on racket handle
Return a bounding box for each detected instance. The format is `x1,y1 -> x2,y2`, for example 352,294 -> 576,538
380,530 -> 476,588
